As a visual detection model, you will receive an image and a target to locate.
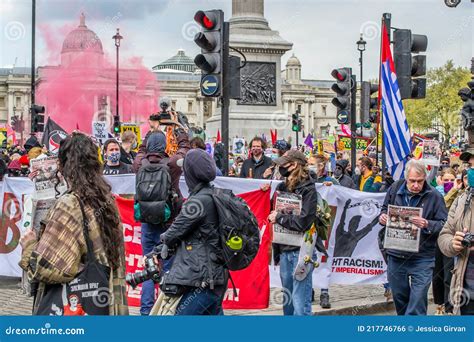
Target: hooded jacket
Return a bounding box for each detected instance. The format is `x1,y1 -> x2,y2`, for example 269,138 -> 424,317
133,130 -> 190,201
161,149 -> 227,289
335,160 -> 356,189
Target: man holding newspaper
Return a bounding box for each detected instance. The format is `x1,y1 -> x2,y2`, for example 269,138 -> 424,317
379,159 -> 448,315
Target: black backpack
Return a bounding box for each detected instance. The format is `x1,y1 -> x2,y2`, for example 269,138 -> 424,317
134,158 -> 174,224
212,188 -> 260,271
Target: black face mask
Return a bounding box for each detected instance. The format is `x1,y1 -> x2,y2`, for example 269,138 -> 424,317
279,166 -> 291,178
334,168 -> 343,178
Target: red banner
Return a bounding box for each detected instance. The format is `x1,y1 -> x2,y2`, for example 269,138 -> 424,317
115,196 -> 144,308
115,189 -> 271,309
223,189 -> 271,310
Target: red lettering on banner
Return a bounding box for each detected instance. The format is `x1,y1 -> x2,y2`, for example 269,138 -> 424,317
115,190 -> 271,309
0,192 -> 21,254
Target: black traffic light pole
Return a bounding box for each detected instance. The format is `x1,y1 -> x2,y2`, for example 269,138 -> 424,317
351,75 -> 357,174
221,22 -> 230,176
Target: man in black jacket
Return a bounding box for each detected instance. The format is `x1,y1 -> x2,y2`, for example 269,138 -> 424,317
379,159 -> 448,315
135,130 -> 190,315
160,149 -> 227,315
240,137 -> 272,179
334,159 -> 356,189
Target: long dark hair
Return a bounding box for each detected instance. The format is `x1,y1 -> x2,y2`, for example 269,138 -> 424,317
57,132 -> 122,270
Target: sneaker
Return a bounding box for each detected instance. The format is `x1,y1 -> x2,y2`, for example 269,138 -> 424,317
320,292 -> 331,309
384,288 -> 392,301
434,304 -> 445,315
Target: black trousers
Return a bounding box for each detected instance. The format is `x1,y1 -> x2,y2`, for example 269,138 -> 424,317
432,244 -> 454,312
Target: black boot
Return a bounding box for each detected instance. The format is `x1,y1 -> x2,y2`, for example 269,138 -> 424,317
320,292 -> 331,309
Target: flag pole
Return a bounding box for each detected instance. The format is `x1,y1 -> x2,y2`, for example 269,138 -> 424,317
379,13 -> 392,177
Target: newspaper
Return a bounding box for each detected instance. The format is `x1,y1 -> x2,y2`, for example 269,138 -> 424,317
383,205 -> 422,253
30,156 -> 67,199
422,140 -> 440,166
272,191 -> 304,246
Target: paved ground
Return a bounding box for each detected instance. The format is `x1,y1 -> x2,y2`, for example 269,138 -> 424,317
0,276 -> 438,316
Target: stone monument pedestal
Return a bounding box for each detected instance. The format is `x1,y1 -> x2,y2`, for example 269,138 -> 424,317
206,0 -> 292,142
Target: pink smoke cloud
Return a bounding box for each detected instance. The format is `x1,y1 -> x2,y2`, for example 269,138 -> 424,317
36,21 -> 160,135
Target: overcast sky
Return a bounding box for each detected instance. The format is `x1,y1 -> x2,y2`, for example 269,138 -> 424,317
0,0 -> 472,80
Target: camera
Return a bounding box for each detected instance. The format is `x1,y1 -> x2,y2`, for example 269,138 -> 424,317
461,232 -> 474,248
125,254 -> 162,289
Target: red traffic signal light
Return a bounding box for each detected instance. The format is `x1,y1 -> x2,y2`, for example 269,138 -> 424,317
194,11 -> 218,30
331,69 -> 348,82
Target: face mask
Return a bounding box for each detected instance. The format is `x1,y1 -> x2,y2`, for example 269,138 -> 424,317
443,181 -> 454,194
270,153 -> 279,160
107,152 -> 120,164
279,166 -> 291,178
132,141 -> 138,150
308,165 -> 318,174
334,168 -> 343,178
467,168 -> 474,188
354,167 -> 361,176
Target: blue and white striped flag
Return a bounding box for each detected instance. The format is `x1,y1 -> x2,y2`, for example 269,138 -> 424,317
380,24 -> 411,180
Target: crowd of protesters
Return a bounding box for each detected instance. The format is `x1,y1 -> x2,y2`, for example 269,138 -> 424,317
9,111 -> 474,317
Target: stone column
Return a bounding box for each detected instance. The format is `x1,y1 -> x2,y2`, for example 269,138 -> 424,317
283,99 -> 289,114
196,97 -> 204,127
7,91 -> 14,122
304,99 -> 310,134
232,0 -> 264,17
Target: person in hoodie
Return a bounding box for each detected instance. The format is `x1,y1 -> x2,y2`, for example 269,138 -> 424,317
268,150 -> 318,315
135,129 -> 190,316
333,159 -> 356,189
160,149 -> 227,315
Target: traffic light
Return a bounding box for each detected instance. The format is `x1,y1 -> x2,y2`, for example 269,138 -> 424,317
393,29 -> 428,100
194,10 -> 224,97
361,81 -> 379,123
291,112 -> 299,132
31,104 -> 45,132
113,115 -> 121,134
331,68 -> 352,125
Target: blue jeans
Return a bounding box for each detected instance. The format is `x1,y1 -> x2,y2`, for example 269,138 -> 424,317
279,250 -> 313,316
175,287 -> 224,315
387,255 -> 434,315
140,223 -> 170,315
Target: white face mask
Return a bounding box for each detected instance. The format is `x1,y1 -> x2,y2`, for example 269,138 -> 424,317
354,167 -> 361,176
308,165 -> 318,174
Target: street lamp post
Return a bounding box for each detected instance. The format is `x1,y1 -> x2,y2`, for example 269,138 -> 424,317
356,33 -> 367,84
112,28 -> 123,134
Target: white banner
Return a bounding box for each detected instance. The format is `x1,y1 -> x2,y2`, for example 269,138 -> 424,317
1,177 -> 387,289
0,175 -> 279,277
313,185 -> 387,288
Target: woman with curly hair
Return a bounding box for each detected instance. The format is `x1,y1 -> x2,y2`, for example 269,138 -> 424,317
19,132 -> 128,315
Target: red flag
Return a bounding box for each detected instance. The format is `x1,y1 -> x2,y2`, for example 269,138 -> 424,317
270,129 -> 277,146
216,129 -> 221,143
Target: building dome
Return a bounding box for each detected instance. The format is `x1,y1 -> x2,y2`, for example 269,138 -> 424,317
286,54 -> 301,67
61,13 -> 103,54
60,13 -> 104,68
153,49 -> 197,73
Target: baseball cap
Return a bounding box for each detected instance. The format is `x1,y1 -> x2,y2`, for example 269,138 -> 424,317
274,150 -> 307,166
